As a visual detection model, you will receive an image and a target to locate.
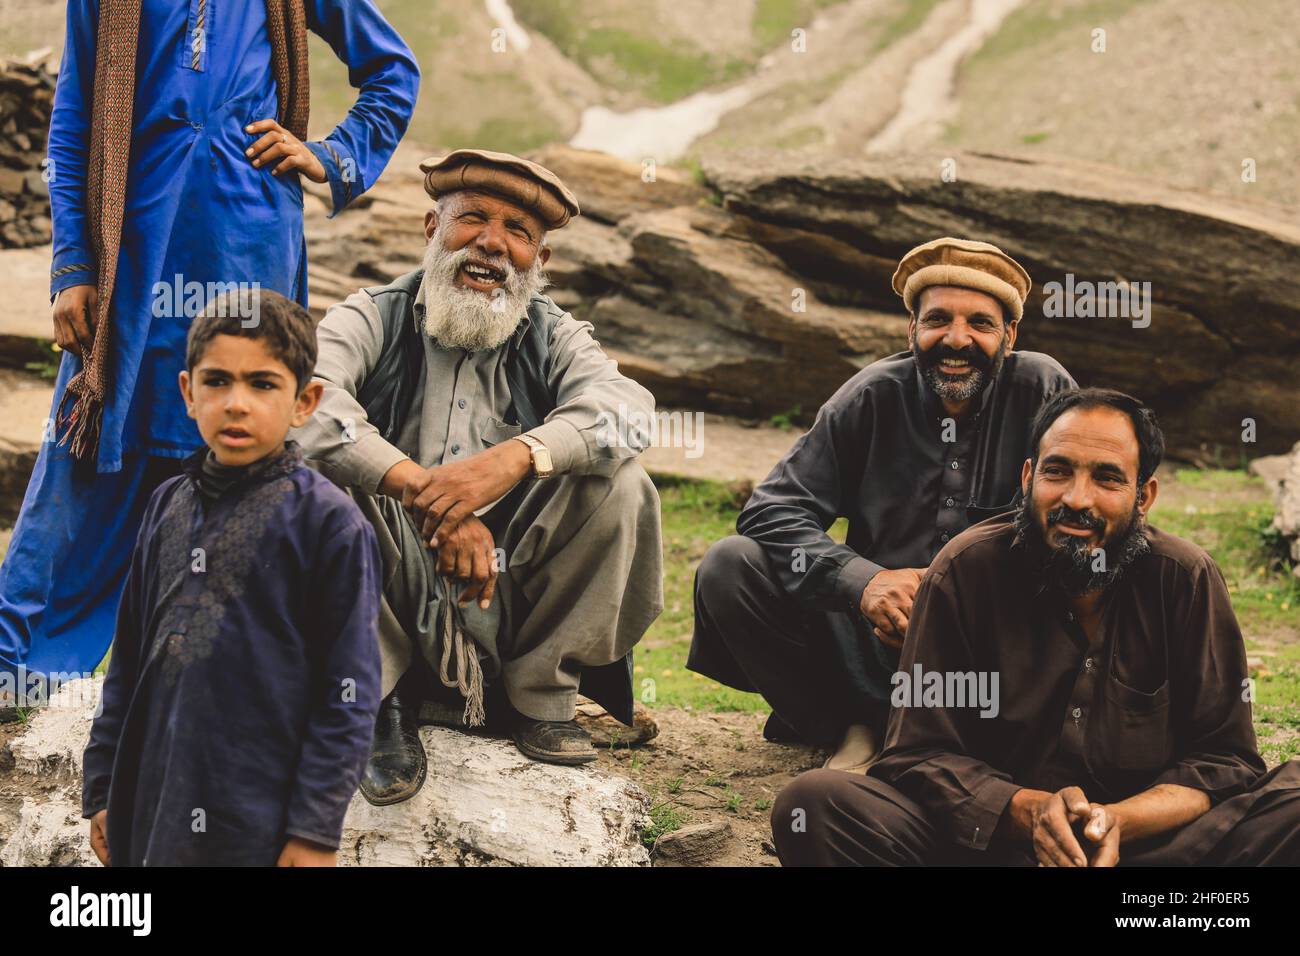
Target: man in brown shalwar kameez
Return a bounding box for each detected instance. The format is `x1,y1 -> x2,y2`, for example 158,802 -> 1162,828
773,388 -> 1300,866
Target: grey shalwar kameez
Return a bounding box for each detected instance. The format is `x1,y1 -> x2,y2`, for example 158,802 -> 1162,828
293,272 -> 663,724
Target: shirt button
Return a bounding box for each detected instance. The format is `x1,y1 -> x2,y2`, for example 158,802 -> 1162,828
458,399 -> 466,409
1085,657 -> 1094,669
941,533 -> 950,543
945,497 -> 955,508
950,461 -> 960,470
450,444 -> 461,455
1072,707 -> 1082,719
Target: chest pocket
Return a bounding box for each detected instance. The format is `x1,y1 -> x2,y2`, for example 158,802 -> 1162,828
480,417 -> 522,448
1095,676 -> 1172,772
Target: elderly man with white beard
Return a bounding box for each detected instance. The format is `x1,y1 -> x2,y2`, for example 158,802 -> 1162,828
294,150 -> 663,803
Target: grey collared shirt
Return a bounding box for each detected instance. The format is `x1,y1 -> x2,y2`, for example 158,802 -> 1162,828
294,277 -> 656,495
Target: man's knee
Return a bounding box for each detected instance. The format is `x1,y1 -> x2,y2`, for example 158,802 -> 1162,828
603,458 -> 658,515
771,769 -> 863,866
772,769 -> 930,866
696,535 -> 766,606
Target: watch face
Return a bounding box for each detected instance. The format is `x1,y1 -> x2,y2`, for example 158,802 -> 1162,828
534,447 -> 554,474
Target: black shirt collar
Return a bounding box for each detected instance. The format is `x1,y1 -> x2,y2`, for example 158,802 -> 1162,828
183,441 -> 302,500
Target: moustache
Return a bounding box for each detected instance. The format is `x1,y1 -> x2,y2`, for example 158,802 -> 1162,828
1046,504 -> 1105,534
918,343 -> 993,372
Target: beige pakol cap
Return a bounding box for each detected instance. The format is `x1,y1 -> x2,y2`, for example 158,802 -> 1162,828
891,237 -> 1032,323
419,148 -> 581,230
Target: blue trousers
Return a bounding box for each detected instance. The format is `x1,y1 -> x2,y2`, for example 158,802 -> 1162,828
0,439 -> 186,679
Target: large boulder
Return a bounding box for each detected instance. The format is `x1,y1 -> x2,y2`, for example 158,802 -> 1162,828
700,149 -> 1300,457
0,678 -> 651,867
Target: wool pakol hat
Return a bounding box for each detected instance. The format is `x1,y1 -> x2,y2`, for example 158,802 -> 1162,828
891,237 -> 1032,323
419,149 -> 581,230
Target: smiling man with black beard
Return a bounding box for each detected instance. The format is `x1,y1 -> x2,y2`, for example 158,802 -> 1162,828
774,388 -> 1300,867
690,238 -> 1076,772
294,150 -> 663,802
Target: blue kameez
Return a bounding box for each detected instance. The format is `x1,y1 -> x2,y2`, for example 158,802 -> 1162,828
0,0 -> 418,679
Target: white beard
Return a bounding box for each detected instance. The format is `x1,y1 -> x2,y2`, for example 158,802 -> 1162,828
418,226 -> 550,352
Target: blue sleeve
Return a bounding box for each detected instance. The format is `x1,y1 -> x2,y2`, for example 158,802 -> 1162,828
48,0 -> 101,298
304,0 -> 420,219
283,505 -> 383,849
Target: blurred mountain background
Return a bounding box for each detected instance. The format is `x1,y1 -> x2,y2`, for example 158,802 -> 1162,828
4,0 -> 1296,207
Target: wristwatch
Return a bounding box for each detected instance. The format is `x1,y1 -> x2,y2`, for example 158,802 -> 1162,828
512,434 -> 554,479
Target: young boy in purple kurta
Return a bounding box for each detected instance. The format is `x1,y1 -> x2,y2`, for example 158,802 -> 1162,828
82,290 -> 382,866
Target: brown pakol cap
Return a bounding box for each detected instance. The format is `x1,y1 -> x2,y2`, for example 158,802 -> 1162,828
891,237 -> 1032,323
419,148 -> 581,230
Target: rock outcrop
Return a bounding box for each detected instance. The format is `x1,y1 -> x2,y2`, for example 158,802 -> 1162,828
305,144 -> 1300,458
0,678 -> 652,867
1250,441 -> 1300,579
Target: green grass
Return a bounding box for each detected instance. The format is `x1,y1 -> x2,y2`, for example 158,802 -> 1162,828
641,801 -> 688,846
635,478 -> 768,713
1153,469 -> 1300,639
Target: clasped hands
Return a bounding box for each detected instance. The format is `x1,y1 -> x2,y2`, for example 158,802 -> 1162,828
1015,786 -> 1121,867
383,440 -> 533,610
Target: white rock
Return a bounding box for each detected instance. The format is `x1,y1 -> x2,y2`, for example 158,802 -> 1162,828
1,678 -> 651,867
339,725 -> 650,867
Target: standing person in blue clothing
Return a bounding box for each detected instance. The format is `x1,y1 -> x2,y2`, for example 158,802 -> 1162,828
83,289 -> 383,866
0,0 -> 419,692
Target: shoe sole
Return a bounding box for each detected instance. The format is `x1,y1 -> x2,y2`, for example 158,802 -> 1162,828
359,754 -> 428,807
513,735 -> 598,766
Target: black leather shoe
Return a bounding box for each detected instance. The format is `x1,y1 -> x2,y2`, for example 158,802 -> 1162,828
360,688 -> 427,806
512,718 -> 597,765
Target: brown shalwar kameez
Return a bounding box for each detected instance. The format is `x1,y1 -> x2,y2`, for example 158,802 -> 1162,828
773,511 -> 1300,866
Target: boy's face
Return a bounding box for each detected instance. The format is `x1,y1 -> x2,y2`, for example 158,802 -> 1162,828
179,334 -> 322,466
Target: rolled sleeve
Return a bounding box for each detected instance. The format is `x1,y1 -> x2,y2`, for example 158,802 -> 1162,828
525,417 -> 586,475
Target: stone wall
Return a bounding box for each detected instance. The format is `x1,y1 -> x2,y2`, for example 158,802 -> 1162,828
0,52 -> 55,249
